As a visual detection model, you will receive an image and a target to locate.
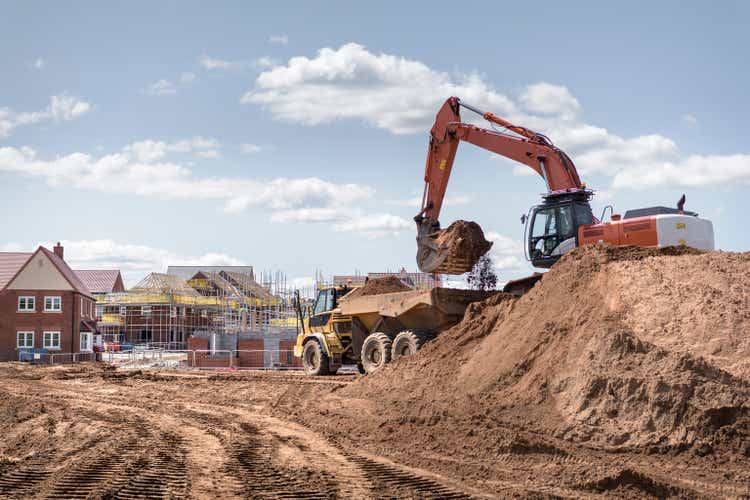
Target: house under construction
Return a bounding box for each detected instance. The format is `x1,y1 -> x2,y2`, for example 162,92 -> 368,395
96,268 -> 297,350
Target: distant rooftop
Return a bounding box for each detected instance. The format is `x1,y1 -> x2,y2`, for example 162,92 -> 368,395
74,269 -> 123,294
166,265 -> 254,281
0,252 -> 32,290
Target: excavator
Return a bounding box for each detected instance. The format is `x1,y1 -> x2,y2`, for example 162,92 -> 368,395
415,97 -> 715,281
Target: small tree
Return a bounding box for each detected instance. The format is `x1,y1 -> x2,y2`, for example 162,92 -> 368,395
467,254 -> 498,291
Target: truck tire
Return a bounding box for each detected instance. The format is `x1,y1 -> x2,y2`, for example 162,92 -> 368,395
391,330 -> 431,361
302,340 -> 330,376
360,332 -> 392,374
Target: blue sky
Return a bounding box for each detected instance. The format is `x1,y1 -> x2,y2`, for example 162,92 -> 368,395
1,1 -> 748,287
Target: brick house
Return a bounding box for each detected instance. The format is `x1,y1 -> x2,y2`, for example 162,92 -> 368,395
0,243 -> 97,361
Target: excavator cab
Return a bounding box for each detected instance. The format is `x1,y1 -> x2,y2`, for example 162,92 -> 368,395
525,193 -> 595,268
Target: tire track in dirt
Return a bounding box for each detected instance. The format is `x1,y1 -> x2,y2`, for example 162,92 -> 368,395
0,458 -> 53,499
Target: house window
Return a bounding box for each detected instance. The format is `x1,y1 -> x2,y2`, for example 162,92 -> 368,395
44,296 -> 62,312
171,307 -> 177,317
142,306 -> 151,317
81,298 -> 85,317
120,306 -> 126,316
96,305 -> 103,318
80,331 -> 91,352
17,331 -> 34,348
43,331 -> 61,349
18,296 -> 35,312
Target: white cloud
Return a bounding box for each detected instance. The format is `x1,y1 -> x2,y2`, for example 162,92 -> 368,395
0,94 -> 91,137
269,35 -> 288,45
199,54 -> 243,70
1,142 -> 407,238
32,58 -> 45,69
145,73 -> 197,95
123,136 -> 222,162
242,43 -> 517,135
682,113 -> 698,125
10,239 -> 246,287
519,82 -> 580,119
145,79 -> 177,95
0,145 -> 376,224
196,149 -> 221,159
242,43 -> 750,190
239,143 -> 262,154
271,207 -> 411,238
332,213 -> 411,238
255,57 -> 278,69
179,72 -> 197,84
612,154 -> 750,189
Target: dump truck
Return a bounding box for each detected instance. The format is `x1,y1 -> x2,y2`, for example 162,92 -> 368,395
293,285 -> 495,375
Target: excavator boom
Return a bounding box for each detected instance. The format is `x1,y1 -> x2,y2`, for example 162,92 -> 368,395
415,97 -> 585,274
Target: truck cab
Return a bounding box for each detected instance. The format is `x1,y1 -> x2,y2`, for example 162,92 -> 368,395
294,286 -> 358,375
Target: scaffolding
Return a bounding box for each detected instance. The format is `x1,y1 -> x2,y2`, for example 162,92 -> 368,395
96,269 -> 297,350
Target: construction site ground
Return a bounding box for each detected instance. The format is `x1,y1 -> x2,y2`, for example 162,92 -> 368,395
1,246 -> 749,499
0,363 -> 746,499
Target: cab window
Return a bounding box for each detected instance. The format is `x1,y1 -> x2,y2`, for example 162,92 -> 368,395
529,205 -> 576,258
313,290 -> 330,315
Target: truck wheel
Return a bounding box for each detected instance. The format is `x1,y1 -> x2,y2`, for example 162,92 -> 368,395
391,331 -> 431,361
361,332 -> 392,374
302,340 -> 330,376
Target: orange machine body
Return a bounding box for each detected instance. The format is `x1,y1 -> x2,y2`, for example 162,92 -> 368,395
579,216 -> 658,247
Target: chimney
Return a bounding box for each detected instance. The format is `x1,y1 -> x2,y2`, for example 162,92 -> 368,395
53,242 -> 64,260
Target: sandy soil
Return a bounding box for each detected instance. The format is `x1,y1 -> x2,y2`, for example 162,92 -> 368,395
0,362 -> 747,499
1,246 -> 748,499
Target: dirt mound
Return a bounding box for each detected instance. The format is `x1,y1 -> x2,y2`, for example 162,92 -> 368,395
333,245 -> 750,459
345,276 -> 411,298
436,220 -> 492,263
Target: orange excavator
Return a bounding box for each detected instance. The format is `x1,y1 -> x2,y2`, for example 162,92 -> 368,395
415,97 -> 715,276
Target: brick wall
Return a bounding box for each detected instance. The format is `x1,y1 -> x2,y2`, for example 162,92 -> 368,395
0,289 -> 83,361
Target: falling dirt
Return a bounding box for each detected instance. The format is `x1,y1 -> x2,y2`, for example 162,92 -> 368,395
345,276 -> 411,298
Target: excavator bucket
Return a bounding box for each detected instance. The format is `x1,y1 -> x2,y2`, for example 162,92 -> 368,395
416,219 -> 493,275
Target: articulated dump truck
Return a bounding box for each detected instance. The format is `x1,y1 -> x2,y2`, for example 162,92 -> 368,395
293,285 -> 495,375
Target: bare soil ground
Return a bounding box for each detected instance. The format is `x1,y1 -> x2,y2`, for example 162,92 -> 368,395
0,362 -> 747,499
1,246 -> 748,499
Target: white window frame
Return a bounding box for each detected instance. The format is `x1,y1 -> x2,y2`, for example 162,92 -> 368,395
44,296 -> 62,312
17,331 -> 34,348
80,331 -> 92,352
120,306 -> 127,316
142,305 -> 151,317
18,296 -> 36,312
96,305 -> 103,318
81,297 -> 85,317
43,331 -> 61,349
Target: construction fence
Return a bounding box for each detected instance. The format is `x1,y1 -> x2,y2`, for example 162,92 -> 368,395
104,348 -> 302,370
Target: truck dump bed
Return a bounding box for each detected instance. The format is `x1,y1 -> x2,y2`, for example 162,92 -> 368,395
338,287 -> 496,334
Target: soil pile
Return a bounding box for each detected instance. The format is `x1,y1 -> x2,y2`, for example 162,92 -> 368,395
326,245 -> 750,461
435,220 -> 492,265
345,276 -> 411,298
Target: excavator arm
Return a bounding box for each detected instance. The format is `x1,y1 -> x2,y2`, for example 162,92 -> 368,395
415,97 -> 585,274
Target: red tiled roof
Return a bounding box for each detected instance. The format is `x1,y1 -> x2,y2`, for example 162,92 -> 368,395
0,252 -> 33,290
38,247 -> 93,297
74,270 -> 122,294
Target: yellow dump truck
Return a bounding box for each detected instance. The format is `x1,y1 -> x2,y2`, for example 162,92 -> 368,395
293,286 -> 495,375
